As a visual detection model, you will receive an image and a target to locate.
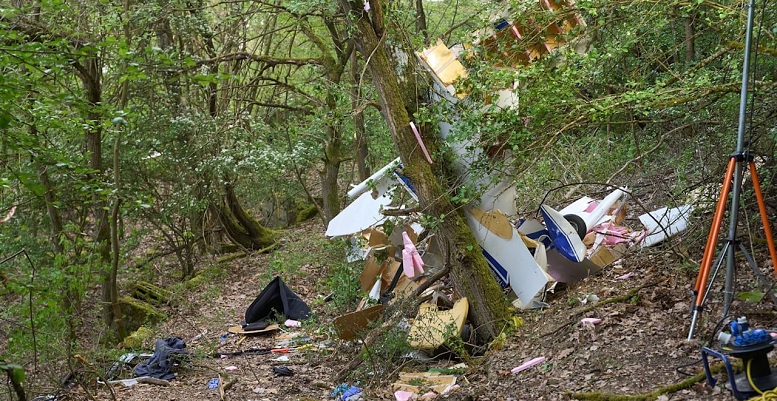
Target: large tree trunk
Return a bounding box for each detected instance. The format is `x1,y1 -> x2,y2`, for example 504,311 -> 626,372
213,184 -> 277,251
77,56 -> 118,333
301,18 -> 352,224
339,0 -> 510,342
320,133 -> 343,223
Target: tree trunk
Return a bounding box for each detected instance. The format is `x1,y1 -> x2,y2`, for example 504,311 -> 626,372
109,130 -> 126,339
213,184 -> 277,251
350,51 -> 370,181
76,56 -> 115,333
415,0 -> 429,46
35,159 -> 64,254
320,134 -> 343,223
684,15 -> 695,63
339,0 -> 510,342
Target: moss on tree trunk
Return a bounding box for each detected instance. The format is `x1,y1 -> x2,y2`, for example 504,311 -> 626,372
213,184 -> 278,251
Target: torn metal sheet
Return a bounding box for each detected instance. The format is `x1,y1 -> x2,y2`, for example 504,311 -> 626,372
639,205 -> 694,247
492,83 -> 520,110
466,211 -> 548,307
545,248 -> 602,283
325,175 -> 396,238
437,105 -> 518,217
516,218 -> 549,243
330,156 -> 420,238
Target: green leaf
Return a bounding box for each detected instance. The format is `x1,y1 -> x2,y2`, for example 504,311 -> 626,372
0,111 -> 12,130
11,366 -> 25,384
1,364 -> 26,384
737,291 -> 764,303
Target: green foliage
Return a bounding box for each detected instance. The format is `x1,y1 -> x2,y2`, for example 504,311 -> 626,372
360,325 -> 412,374
321,241 -> 363,313
442,322 -> 471,361
0,361 -> 25,385
737,291 -> 765,303
2,0 -> 777,394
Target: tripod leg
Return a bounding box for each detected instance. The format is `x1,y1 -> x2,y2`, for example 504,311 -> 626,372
689,157 -> 736,340
739,242 -> 777,305
694,158 -> 737,294
701,241 -> 731,307
693,158 -> 736,301
749,161 -> 777,276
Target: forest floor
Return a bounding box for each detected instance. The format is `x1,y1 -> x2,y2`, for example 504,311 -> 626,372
40,218 -> 777,401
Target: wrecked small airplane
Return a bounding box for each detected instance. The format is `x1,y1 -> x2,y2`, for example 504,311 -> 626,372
325,0 -> 693,312
325,156 -> 693,311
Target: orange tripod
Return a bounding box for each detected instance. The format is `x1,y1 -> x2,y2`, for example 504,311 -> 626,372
687,0 -> 777,340
687,152 -> 777,340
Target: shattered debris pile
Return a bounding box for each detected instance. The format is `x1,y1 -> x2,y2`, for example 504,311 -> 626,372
321,1 -> 697,398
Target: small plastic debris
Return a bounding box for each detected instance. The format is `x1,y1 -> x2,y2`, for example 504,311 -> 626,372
368,278 -> 382,300
284,319 -> 301,328
402,232 -> 424,278
276,336 -> 311,347
510,356 -> 546,374
272,366 -> 294,376
400,350 -> 434,362
207,378 -> 219,389
421,391 -> 437,399
331,383 -> 350,398
272,356 -> 289,362
253,387 -> 265,394
112,378 -> 139,387
409,122 -> 433,164
395,390 -> 415,401
579,294 -> 600,304
580,317 -> 602,326
296,344 -> 314,351
341,385 -> 362,400
224,366 -> 238,371
616,272 -> 635,281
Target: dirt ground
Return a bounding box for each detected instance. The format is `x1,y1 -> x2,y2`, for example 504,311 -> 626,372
40,219 -> 777,401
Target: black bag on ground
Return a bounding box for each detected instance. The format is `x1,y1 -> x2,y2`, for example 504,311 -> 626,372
243,276 -> 310,328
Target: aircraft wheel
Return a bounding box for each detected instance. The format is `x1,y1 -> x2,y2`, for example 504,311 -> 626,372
563,214 -> 587,239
